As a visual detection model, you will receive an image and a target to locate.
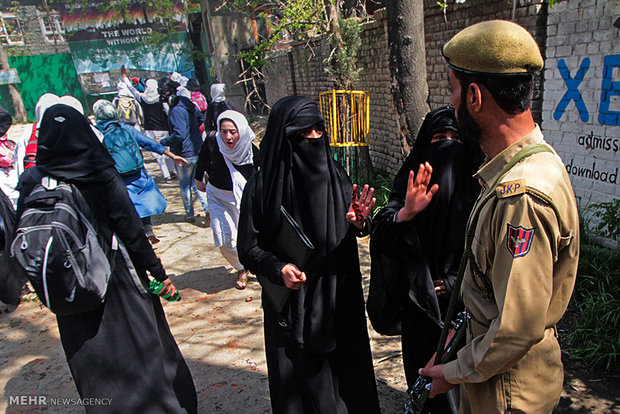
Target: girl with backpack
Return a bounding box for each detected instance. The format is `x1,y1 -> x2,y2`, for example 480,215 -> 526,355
93,99 -> 188,244
15,103 -> 197,413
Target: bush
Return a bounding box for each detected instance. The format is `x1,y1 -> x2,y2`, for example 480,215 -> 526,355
565,200 -> 620,373
368,170 -> 394,217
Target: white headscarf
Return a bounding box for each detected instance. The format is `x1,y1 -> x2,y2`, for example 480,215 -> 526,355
210,83 -> 226,103
143,79 -> 160,104
176,86 -> 191,99
93,99 -> 117,121
35,93 -> 60,127
216,110 -> 255,206
59,95 -> 84,115
171,72 -> 188,87
117,81 -> 133,98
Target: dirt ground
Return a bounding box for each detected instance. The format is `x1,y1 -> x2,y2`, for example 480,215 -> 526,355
1,124 -> 618,413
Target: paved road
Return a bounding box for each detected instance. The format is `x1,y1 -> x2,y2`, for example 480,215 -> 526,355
0,148 -> 407,413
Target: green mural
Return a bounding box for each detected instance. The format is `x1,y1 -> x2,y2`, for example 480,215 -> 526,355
0,54 -> 85,121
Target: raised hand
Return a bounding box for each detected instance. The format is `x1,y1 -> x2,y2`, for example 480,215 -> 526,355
346,184 -> 376,229
396,162 -> 439,222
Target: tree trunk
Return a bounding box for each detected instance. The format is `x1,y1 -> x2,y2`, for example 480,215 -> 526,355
0,43 -> 28,122
387,0 -> 429,156
324,0 -> 349,89
342,0 -> 365,18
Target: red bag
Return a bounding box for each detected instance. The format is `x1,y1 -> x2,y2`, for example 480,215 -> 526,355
191,91 -> 208,112
23,124 -> 38,170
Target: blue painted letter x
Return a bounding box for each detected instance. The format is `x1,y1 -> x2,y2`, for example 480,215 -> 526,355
554,58 -> 590,122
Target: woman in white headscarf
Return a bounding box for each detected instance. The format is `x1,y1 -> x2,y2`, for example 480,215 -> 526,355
204,83 -> 234,135
195,110 -> 259,289
113,80 -> 144,131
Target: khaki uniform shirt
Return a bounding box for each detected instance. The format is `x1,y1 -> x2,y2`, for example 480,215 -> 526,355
443,126 -> 579,413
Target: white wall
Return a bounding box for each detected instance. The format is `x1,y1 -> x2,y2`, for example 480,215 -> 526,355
542,0 -> 619,211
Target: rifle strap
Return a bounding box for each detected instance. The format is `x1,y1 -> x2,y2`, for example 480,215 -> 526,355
433,143 -> 553,364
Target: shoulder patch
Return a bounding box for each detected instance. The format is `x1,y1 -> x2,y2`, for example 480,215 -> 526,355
496,179 -> 526,198
506,224 -> 535,258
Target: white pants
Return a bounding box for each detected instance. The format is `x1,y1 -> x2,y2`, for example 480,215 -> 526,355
145,130 -> 175,179
219,246 -> 243,272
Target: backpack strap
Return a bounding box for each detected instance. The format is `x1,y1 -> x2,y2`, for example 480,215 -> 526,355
41,176 -> 58,190
434,143 -> 555,364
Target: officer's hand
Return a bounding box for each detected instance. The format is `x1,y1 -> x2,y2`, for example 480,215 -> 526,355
418,364 -> 456,398
396,162 -> 439,222
281,264 -> 306,290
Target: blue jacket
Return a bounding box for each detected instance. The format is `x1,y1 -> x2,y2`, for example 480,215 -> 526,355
161,97 -> 204,158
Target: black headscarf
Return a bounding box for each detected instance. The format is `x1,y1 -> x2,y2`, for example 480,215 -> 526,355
411,105 -> 459,150
258,96 -> 350,252
36,104 -> 117,183
253,96 -> 353,353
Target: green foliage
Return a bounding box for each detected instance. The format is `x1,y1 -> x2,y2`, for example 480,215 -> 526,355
226,1 -> 362,89
565,200 -> 620,373
368,170 -> 394,217
234,0 -> 327,72
566,243 -> 620,373
591,199 -> 620,241
324,16 -> 363,89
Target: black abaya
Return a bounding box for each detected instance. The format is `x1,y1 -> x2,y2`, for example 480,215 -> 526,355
17,104 -> 197,413
238,96 -> 380,414
371,106 -> 482,414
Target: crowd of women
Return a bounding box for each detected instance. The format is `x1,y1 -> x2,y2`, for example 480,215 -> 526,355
0,71 -> 478,413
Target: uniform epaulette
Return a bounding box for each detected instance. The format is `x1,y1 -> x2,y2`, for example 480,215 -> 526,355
496,179 -> 526,198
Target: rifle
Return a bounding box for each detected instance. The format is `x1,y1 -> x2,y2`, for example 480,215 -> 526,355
403,311 -> 469,414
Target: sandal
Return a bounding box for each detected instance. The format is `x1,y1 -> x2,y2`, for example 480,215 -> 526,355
235,270 -> 248,290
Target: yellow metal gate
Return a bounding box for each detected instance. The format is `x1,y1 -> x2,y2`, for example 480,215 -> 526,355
319,90 -> 373,183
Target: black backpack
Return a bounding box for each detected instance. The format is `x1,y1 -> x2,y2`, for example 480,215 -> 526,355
11,177 -> 115,315
0,188 -> 26,305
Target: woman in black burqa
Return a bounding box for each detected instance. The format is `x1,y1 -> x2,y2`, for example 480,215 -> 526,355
371,105 -> 483,413
16,104 -> 197,413
238,96 -> 381,414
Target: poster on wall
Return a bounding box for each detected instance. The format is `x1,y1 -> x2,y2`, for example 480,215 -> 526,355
55,1 -> 195,95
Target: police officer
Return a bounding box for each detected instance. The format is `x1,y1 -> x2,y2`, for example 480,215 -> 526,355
419,20 -> 580,413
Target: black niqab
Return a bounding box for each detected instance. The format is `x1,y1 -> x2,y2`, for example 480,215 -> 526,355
36,104 -> 117,183
251,96 -> 353,352
377,105 -> 483,326
258,96 -> 350,252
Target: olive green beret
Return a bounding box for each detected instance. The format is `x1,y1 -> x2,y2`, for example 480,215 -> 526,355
443,20 -> 543,76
